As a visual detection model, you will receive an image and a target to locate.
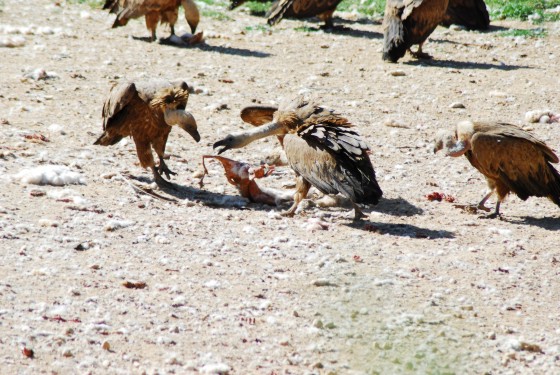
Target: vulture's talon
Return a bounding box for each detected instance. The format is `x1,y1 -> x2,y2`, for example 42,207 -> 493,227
158,161 -> 177,180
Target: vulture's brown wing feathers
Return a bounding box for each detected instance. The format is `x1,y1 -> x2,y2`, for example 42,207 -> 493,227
470,128 -> 560,205
383,0 -> 448,62
240,106 -> 278,126
442,0 -> 489,30
288,117 -> 382,204
267,0 -> 342,25
101,82 -> 139,130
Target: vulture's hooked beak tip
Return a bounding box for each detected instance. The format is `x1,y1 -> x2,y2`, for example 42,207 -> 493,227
213,140 -> 227,155
192,132 -> 201,143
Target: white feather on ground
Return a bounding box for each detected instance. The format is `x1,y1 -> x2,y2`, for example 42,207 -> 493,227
14,165 -> 86,186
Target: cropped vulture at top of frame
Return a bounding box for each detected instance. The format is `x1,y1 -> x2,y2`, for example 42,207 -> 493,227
103,0 -> 200,41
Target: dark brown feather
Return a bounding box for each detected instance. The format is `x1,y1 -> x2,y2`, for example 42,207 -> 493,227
383,0 -> 449,62
441,0 -> 489,30
266,0 -> 343,27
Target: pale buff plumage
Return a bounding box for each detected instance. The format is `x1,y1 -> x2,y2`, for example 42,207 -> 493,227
213,96 -> 382,220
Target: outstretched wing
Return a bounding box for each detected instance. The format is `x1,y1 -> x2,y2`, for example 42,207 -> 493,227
240,106 -> 278,126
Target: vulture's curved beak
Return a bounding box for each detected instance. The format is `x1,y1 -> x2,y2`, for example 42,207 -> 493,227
213,139 -> 230,155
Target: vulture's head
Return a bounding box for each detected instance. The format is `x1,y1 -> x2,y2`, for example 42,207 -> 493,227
182,0 -> 200,33
164,109 -> 200,142
213,133 -> 251,155
151,87 -> 189,111
213,121 -> 285,155
433,129 -> 457,155
433,127 -> 471,157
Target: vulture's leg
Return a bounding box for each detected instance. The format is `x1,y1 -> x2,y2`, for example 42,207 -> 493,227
134,138 -> 174,189
145,12 -> 159,41
152,133 -> 176,180
481,201 -> 501,219
318,11 -> 335,30
476,191 -> 493,212
352,202 -> 366,221
282,176 -> 311,217
410,43 -> 432,59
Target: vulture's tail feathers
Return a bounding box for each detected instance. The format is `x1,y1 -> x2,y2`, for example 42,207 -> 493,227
94,132 -> 123,146
382,14 -> 407,62
546,163 -> 560,207
266,0 -> 295,26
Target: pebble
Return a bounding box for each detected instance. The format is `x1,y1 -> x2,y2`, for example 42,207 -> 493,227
450,102 -> 466,109
389,70 -> 406,77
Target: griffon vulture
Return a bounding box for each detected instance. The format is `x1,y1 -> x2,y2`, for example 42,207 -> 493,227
441,0 -> 490,30
434,121 -> 560,218
213,96 -> 383,220
103,0 -> 200,41
94,80 -> 200,189
382,0 -> 450,62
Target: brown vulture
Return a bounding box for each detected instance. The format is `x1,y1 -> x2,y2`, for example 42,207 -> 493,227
94,80 -> 200,189
382,0 -> 450,63
265,0 -> 344,28
213,96 -> 383,220
441,0 -> 490,30
103,0 -> 200,41
434,121 -> 560,218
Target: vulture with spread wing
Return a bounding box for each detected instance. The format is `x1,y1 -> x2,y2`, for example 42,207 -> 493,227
434,121 -> 560,218
94,80 -> 200,189
383,0 -> 449,62
441,0 -> 490,30
103,0 -> 200,41
213,96 -> 383,220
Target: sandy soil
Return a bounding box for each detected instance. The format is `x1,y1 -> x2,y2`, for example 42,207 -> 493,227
1,1 -> 560,373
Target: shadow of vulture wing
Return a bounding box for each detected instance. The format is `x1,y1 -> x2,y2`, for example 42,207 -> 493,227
470,124 -> 560,203
442,0 -> 489,30
240,106 -> 278,126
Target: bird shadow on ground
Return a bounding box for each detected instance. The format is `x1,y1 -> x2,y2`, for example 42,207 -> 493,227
506,216 -> 560,231
405,57 -> 530,71
344,221 -> 455,239
371,196 -> 424,217
126,174 -> 278,210
292,23 -> 382,39
322,25 -> 383,40
157,39 -> 272,58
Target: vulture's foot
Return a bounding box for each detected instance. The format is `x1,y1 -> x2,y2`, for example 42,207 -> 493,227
477,203 -> 492,212
158,160 -> 177,180
352,204 -> 367,221
152,167 -> 177,190
281,210 -> 296,218
410,48 -> 432,60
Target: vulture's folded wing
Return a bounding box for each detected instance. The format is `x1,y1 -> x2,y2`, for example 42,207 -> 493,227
102,82 -> 139,130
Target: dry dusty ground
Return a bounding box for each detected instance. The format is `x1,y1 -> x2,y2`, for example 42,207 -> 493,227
1,1 -> 560,374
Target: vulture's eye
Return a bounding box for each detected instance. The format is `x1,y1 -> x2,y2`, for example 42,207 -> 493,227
165,97 -> 173,104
